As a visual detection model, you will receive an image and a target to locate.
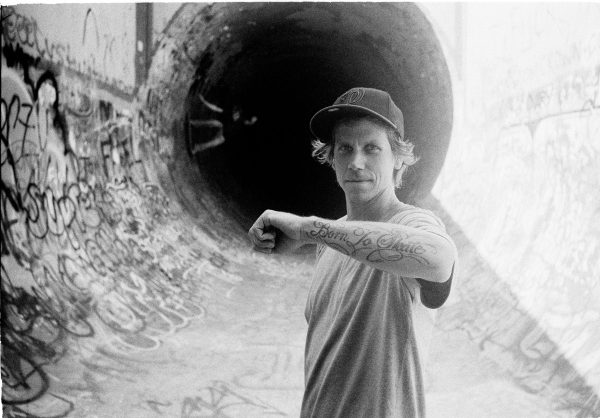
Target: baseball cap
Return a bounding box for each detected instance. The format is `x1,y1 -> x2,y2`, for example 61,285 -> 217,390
309,87 -> 404,142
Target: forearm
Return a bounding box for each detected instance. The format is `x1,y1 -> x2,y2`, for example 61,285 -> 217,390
302,217 -> 455,282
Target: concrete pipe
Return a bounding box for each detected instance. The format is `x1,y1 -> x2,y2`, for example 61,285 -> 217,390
148,2 -> 452,226
2,3 -> 599,417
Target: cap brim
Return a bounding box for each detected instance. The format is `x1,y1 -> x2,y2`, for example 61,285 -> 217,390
309,104 -> 399,142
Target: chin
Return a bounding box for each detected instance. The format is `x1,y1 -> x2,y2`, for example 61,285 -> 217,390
345,190 -> 374,202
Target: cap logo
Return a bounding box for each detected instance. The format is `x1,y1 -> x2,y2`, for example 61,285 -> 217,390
337,88 -> 365,104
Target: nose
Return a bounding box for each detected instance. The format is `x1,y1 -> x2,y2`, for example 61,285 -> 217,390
348,151 -> 365,170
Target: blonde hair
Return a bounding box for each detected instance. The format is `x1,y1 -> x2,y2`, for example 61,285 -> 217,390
311,115 -> 419,188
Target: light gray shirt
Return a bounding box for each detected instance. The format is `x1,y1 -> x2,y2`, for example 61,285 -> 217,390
302,205 -> 454,417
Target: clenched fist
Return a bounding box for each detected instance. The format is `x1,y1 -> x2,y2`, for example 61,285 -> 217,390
248,210 -> 311,254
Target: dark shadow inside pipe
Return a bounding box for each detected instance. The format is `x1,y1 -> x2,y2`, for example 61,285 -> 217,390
179,2 -> 452,227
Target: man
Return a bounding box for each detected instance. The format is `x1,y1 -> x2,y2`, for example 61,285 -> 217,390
248,87 -> 457,417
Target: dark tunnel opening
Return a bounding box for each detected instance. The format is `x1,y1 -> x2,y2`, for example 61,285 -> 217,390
178,2 -> 453,228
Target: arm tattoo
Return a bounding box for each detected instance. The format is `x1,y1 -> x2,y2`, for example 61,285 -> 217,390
306,220 -> 434,266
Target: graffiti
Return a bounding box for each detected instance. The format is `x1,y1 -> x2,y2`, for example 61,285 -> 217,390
479,98 -> 600,389
1,6 -> 133,94
63,78 -> 94,119
146,399 -> 173,414
95,118 -> 137,183
2,344 -> 50,405
2,42 -> 42,95
6,393 -> 75,418
1,27 -> 235,414
185,90 -> 225,156
431,203 -> 600,418
136,108 -> 159,154
432,7 -> 600,415
233,348 -> 304,391
492,66 -> 600,136
2,7 -> 70,66
180,381 -> 286,418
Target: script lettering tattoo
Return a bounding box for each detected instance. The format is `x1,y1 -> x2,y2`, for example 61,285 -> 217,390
307,220 -> 434,265
307,221 -> 350,254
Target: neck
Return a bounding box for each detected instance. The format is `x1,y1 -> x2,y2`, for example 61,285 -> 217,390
345,188 -> 403,222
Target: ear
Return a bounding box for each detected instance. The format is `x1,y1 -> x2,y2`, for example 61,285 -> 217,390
394,155 -> 405,170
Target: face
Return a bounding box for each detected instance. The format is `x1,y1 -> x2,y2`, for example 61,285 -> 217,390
332,118 -> 403,203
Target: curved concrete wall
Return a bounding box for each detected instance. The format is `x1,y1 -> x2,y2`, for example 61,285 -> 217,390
1,3 -> 599,417
430,3 -> 600,409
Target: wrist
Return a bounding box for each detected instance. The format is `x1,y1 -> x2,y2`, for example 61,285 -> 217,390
302,216 -> 320,243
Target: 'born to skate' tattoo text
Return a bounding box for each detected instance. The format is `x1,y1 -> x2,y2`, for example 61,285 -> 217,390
307,220 -> 433,265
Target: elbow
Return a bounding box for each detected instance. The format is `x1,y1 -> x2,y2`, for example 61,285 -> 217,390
425,239 -> 457,283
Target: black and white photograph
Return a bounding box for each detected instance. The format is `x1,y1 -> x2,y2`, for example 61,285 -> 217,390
1,2 -> 599,417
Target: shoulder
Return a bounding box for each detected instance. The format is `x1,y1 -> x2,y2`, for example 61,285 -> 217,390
390,203 -> 445,228
389,203 -> 451,244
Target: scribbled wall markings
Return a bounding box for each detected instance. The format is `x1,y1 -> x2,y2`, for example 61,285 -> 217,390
494,66 -> 600,136
433,4 -> 600,415
180,381 -> 286,418
1,7 -> 243,416
429,201 -> 600,417
1,6 -> 134,95
476,69 -> 600,379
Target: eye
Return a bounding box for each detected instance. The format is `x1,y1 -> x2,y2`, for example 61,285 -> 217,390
336,144 -> 352,153
365,144 -> 381,153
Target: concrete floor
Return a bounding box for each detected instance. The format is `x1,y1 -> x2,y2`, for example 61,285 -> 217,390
7,246 -> 577,418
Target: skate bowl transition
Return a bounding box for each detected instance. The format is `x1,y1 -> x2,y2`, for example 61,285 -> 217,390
2,3 -> 599,417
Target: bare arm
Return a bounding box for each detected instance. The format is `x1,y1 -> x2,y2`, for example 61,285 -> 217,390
304,217 -> 455,282
248,210 -> 456,283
